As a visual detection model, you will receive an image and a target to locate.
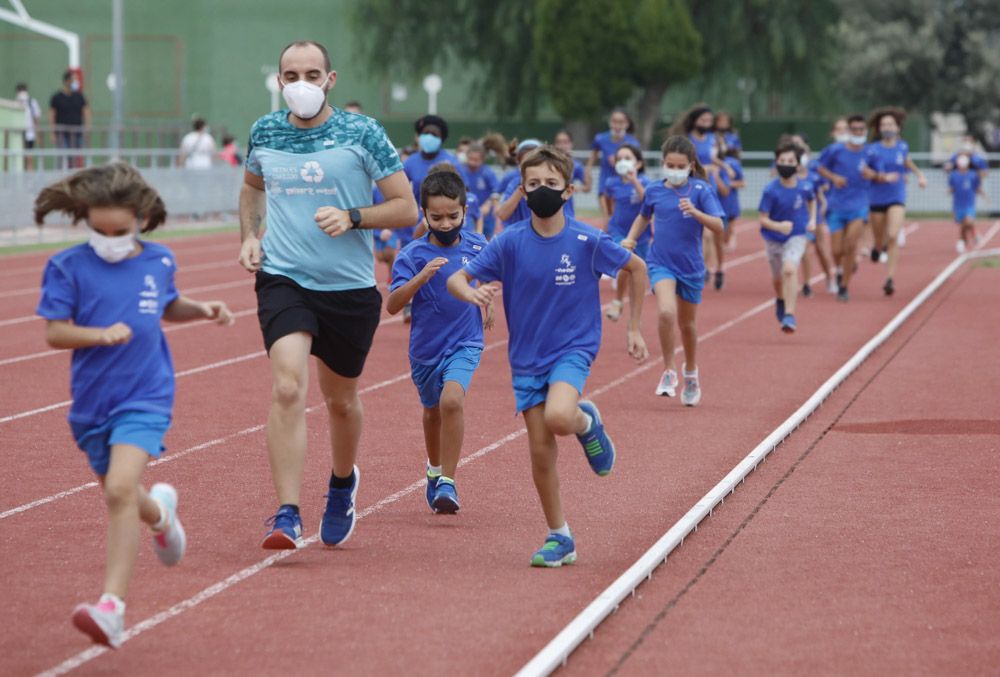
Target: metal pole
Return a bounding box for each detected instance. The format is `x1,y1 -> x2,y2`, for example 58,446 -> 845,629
110,0 -> 124,158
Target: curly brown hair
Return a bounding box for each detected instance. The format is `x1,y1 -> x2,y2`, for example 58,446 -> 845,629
34,162 -> 167,232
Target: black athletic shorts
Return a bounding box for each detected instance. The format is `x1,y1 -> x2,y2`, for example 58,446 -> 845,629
255,271 -> 382,378
869,202 -> 904,214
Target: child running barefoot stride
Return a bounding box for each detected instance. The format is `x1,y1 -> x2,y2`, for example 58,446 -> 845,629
387,169 -> 492,513
759,143 -> 817,333
34,163 -> 234,648
448,146 -> 649,567
622,136 -> 725,407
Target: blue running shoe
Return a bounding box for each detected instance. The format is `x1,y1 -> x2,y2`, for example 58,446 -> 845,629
531,533 -> 577,568
425,467 -> 440,510
320,466 -> 359,547
431,477 -> 460,514
775,298 -> 786,323
781,314 -> 797,334
577,400 -> 615,476
262,505 -> 302,550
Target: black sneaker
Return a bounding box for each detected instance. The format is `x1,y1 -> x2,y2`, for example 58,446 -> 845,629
870,248 -> 880,263
883,278 -> 894,296
714,271 -> 724,290
775,298 -> 786,322
837,286 -> 849,302
836,272 -> 843,288
802,283 -> 813,298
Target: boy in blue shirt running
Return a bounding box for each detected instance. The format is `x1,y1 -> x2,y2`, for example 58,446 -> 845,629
388,169 -> 493,513
34,163 -> 234,648
759,142 -> 817,334
448,146 -> 649,567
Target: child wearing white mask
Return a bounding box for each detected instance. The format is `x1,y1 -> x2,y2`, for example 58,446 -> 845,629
34,163 -> 234,649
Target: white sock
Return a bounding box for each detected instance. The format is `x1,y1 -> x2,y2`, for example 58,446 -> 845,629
580,412 -> 594,435
151,499 -> 169,532
835,266 -> 844,275
683,367 -> 699,378
427,464 -> 442,476
550,523 -> 571,538
99,593 -> 126,615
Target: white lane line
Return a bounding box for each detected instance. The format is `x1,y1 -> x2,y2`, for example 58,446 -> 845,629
32,289 -> 788,676
515,227 -> 994,677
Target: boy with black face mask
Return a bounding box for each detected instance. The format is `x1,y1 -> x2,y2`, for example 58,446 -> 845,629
447,146 -> 649,567
387,169 -> 493,514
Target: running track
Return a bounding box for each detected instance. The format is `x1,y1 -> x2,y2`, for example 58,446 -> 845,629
1,220 -> 997,675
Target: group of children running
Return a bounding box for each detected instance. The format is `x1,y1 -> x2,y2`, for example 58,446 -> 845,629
35,102 -> 988,649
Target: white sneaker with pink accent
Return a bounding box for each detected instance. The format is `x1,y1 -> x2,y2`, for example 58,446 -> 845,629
150,483 -> 186,566
72,594 -> 124,648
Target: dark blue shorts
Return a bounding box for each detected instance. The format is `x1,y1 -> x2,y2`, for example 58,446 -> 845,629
70,411 -> 170,476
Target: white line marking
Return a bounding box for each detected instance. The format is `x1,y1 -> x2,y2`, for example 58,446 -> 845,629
514,226 -> 994,677
31,290 -> 787,675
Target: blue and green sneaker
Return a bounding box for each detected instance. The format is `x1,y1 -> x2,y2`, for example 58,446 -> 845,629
431,477 -> 460,514
530,533 -> 577,568
425,467 -> 440,510
576,400 -> 615,476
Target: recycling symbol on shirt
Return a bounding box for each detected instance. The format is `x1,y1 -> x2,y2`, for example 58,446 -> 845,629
300,161 -> 324,183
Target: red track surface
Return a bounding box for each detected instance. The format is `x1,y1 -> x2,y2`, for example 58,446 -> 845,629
1,222 -> 996,675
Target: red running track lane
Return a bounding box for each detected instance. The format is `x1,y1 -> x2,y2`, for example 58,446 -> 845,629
0,220 -> 979,675
569,257 -> 1000,676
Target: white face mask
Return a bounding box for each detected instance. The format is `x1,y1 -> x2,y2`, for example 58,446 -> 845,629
663,167 -> 690,186
457,151 -> 469,165
956,155 -> 970,169
801,152 -> 811,167
89,229 -> 137,263
615,158 -> 636,176
281,77 -> 329,120
835,133 -> 850,144
849,134 -> 867,146
16,91 -> 28,102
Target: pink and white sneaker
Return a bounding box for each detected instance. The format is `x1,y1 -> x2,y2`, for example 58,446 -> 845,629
655,369 -> 678,397
150,483 -> 186,566
72,594 -> 124,648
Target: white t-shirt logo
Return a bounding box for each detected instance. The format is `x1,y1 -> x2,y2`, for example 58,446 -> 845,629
555,253 -> 576,286
300,160 -> 324,183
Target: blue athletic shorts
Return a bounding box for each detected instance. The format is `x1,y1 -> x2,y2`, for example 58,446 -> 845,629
70,411 -> 171,476
611,232 -> 649,261
410,346 -> 483,409
374,232 -> 399,252
648,262 -> 704,304
827,209 -> 868,233
511,351 -> 591,413
954,207 -> 976,223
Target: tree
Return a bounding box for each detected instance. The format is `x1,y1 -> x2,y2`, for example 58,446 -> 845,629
836,0 -> 1000,143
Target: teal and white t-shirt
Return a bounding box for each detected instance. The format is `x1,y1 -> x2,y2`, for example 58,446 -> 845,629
246,108 -> 404,291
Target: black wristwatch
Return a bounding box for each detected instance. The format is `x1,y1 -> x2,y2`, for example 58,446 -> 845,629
349,208 -> 363,229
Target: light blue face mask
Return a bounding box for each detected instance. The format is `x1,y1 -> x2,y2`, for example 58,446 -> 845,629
418,133 -> 442,154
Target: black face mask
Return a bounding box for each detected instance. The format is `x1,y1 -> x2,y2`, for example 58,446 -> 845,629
430,225 -> 462,246
525,185 -> 567,218
776,164 -> 798,179
695,124 -> 713,135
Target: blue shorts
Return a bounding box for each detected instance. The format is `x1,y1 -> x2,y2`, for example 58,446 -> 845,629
70,411 -> 171,476
954,207 -> 976,223
374,232 -> 399,252
827,209 -> 868,233
611,232 -> 649,261
512,351 -> 592,413
410,346 -> 483,409
482,213 -> 497,239
648,262 -> 704,304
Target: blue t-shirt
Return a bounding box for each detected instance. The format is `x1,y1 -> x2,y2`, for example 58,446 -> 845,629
566,159 -> 587,215
868,140 -> 910,206
949,170 -> 980,211
463,218 -> 630,375
604,174 -> 652,243
36,241 -> 180,426
819,143 -> 879,213
806,164 -> 828,223
591,131 -> 641,192
719,157 -> 744,219
464,193 -> 482,230
391,232 -> 487,365
497,167 -> 521,198
722,131 -> 742,152
758,178 -> 815,243
949,153 -> 988,171
461,165 -> 499,206
245,107 -> 403,291
639,178 -> 725,277
688,133 -> 718,167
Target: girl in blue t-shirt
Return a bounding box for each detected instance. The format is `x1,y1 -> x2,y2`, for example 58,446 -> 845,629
623,136 -> 725,407
603,144 -> 650,322
866,107 -> 927,296
948,154 -> 985,252
586,109 -> 640,227
34,163 -> 234,649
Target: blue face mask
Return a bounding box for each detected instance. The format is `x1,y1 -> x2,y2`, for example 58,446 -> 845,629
418,133 -> 442,154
